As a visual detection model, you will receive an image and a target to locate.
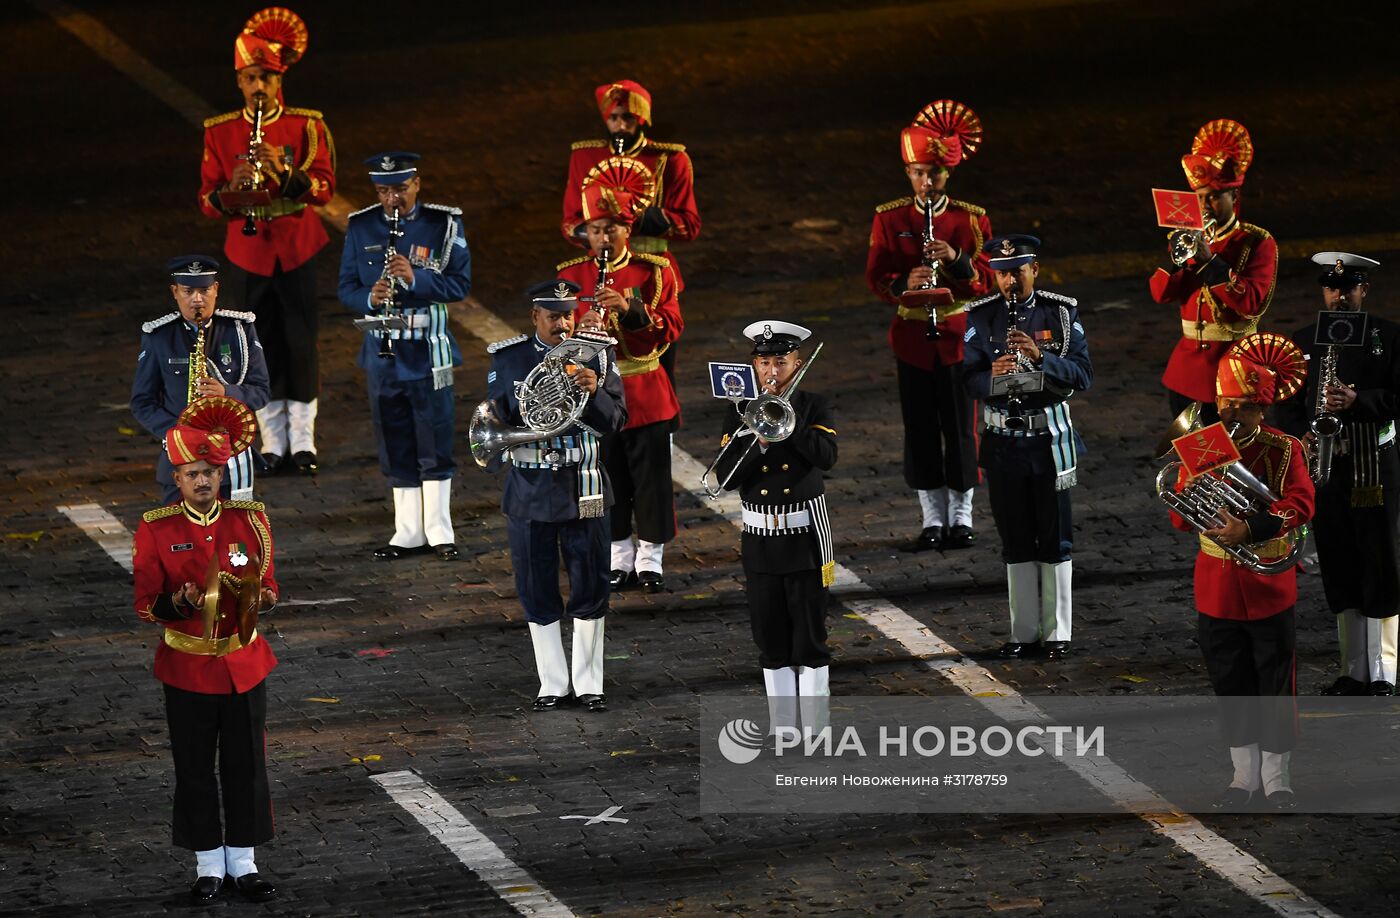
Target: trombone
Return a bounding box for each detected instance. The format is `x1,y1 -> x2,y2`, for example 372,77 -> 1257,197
701,342 -> 822,498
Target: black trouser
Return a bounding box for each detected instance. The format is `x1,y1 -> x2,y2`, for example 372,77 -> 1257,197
986,464 -> 1073,563
1197,610 -> 1298,752
745,567 -> 830,668
603,420 -> 676,544
897,360 -> 978,491
1314,447 -> 1400,616
163,681 -> 274,850
240,260 -> 319,402
1167,388 -> 1219,426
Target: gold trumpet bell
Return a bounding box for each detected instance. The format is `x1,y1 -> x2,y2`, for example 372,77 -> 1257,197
1155,402 -> 1201,459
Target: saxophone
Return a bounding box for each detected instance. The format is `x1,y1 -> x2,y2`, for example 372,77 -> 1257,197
1309,344 -> 1342,484
186,322 -> 208,405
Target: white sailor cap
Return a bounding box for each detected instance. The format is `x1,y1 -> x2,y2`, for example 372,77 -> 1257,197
743,320 -> 812,356
1312,251 -> 1379,287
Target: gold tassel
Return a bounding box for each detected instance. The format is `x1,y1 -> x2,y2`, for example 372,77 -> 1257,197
1352,486 -> 1384,509
821,560 -> 836,588
578,495 -> 604,519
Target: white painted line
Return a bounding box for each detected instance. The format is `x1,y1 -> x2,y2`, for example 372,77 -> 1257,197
277,597 -> 355,607
57,503 -> 133,573
559,806 -> 628,825
370,770 -> 577,918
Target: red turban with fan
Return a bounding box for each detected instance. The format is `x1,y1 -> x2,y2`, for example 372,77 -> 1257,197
1182,119 -> 1253,191
234,7 -> 309,74
580,156 -> 657,225
166,397 -> 258,467
595,81 -> 652,127
902,99 -> 983,168
1216,333 -> 1306,406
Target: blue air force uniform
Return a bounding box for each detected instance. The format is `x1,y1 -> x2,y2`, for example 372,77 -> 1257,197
484,281 -> 627,712
131,256 -> 270,503
962,236 -> 1093,658
337,153 -> 471,559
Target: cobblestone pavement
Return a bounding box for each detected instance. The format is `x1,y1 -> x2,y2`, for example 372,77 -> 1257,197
4,1 -> 1400,915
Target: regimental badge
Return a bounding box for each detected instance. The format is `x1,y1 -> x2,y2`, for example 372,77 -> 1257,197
762,324 -> 773,339
228,542 -> 249,567
1000,239 -> 1015,256
1334,258 -> 1346,275
188,261 -> 204,274
554,282 -> 572,299
380,155 -> 396,171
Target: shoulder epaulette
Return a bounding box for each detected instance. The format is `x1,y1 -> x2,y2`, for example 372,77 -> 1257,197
1239,222 -> 1271,241
647,141 -> 687,153
572,139 -> 607,151
967,292 -> 1001,310
947,198 -> 986,216
347,203 -> 379,219
142,313 -> 180,334
487,334 -> 528,354
214,308 -> 256,322
283,106 -> 324,120
423,203 -> 463,216
875,196 -> 914,214
635,252 -> 670,267
224,499 -> 266,512
556,255 -> 592,271
203,110 -> 241,129
1038,290 -> 1079,308
142,505 -> 183,523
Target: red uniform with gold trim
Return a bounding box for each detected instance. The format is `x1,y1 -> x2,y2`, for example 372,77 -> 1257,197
134,499 -> 278,694
563,138 -> 700,289
558,250 -> 683,429
1153,218 -> 1279,403
1171,426 -> 1313,619
865,195 -> 993,369
199,106 -> 336,275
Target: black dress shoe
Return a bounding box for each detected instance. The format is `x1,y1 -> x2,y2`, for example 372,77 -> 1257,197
997,642 -> 1029,659
533,695 -> 565,711
432,543 -> 460,560
233,872 -> 278,902
1371,680 -> 1395,696
901,526 -> 944,553
1210,786 -> 1256,810
255,452 -> 284,475
1265,789 -> 1298,811
189,875 -> 223,904
292,450 -> 318,475
944,524 -> 977,549
1322,676 -> 1369,696
1043,640 -> 1071,660
577,693 -> 608,712
608,569 -> 636,591
373,543 -> 430,561
637,571 -> 665,593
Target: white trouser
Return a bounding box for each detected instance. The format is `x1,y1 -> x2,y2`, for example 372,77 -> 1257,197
797,665 -> 830,735
1228,743 -> 1261,792
917,488 -> 947,529
528,621 -> 569,697
635,540 -> 665,574
1261,750 -> 1291,795
763,667 -> 798,738
286,398 -> 317,454
225,845 -> 257,879
611,538 -> 636,573
390,487 -> 426,548
947,488 -> 974,528
196,846 -> 226,879
256,400 -> 287,456
421,478 -> 454,546
1339,610 -> 1399,683
1007,562 -> 1041,643
571,618 -> 606,696
1039,560 -> 1073,642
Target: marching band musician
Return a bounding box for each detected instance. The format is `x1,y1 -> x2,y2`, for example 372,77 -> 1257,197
866,100 -> 993,552
132,256 -> 270,504
1153,119 -> 1277,426
714,322 -> 838,718
483,282 -> 627,712
199,7 -> 336,476
963,236 -> 1092,661
338,152 -> 470,561
1274,253 -> 1400,696
558,158 -> 684,593
562,79 -> 699,385
131,398 -> 280,903
1168,334 -> 1313,810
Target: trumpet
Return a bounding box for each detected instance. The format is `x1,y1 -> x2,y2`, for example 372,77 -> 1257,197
1168,217 -> 1217,266
240,104 -> 266,238
1309,344 -> 1342,484
701,342 -> 822,498
376,206 -> 404,360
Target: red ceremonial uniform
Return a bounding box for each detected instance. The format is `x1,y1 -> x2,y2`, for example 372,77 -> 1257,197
562,138 -> 700,289
866,195 -> 992,369
199,106 -> 336,275
134,500 -> 278,694
559,251 -> 683,429
1152,219 -> 1278,403
1171,426 -> 1314,619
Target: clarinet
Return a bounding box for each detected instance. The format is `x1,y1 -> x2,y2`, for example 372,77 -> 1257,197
921,198 -> 941,340
1002,291 -> 1030,430
594,244 -> 612,324
241,105 -> 266,237
376,207 -> 403,360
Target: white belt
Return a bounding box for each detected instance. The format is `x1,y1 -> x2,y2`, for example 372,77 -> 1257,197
397,312 -> 431,329
509,445 -> 582,467
742,507 -> 810,532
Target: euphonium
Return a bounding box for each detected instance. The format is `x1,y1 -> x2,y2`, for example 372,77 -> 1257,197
1309,344 -> 1342,485
1168,217 -> 1217,266
240,104 -> 266,238
701,343 -> 823,498
186,322 -> 208,405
